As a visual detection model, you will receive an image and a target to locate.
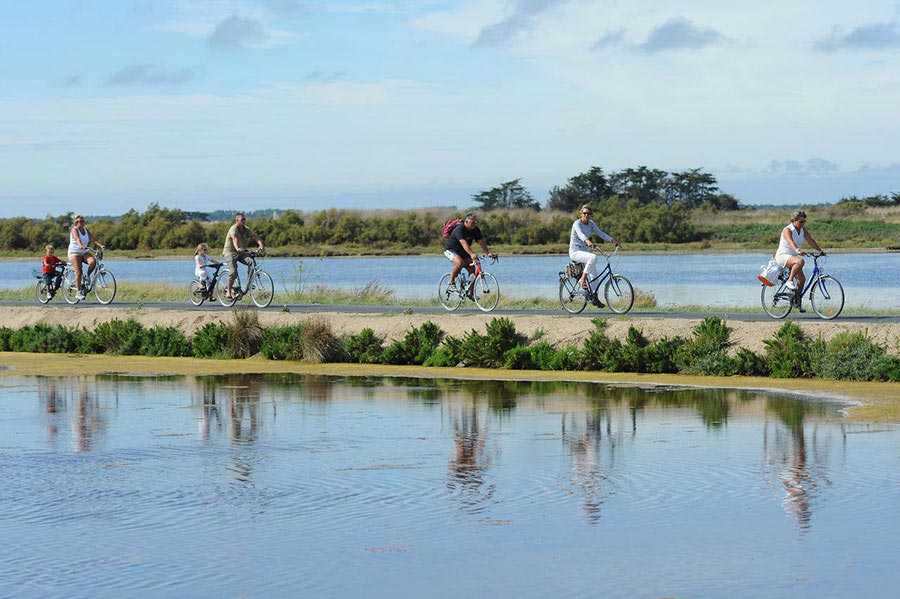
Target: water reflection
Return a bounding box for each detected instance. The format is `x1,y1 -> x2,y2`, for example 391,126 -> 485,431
446,402 -> 497,514
561,405 -> 614,524
37,377 -> 107,452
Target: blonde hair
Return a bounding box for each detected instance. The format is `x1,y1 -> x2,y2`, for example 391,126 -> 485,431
73,214 -> 85,225
791,210 -> 807,221
45,244 -> 55,253
581,204 -> 593,214
195,243 -> 208,255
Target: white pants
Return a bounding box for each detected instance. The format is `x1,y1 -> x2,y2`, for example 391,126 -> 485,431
569,249 -> 599,290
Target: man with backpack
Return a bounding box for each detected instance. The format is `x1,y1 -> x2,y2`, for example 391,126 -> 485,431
443,212 -> 496,291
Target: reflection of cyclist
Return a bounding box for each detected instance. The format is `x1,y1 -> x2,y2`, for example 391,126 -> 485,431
569,204 -> 619,295
774,210 -> 824,313
443,212 -> 496,290
222,212 -> 264,300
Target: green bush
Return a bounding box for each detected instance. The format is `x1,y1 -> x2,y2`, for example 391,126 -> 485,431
763,322 -> 812,378
8,324 -> 78,353
261,324 -> 306,360
344,328 -> 385,364
676,316 -> 736,376
192,322 -> 233,359
423,336 -> 461,367
91,319 -> 146,355
139,325 -> 191,357
876,356 -> 900,382
810,331 -> 889,381
452,317 -> 525,368
732,347 -> 769,377
643,336 -> 686,374
580,319 -> 625,371
0,327 -> 12,351
299,317 -> 344,363
382,321 -> 443,365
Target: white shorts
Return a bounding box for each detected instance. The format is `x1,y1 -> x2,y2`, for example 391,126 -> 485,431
775,252 -> 802,268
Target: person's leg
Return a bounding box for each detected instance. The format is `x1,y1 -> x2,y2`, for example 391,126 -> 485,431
84,254 -> 97,279
445,251 -> 466,286
786,256 -> 805,289
225,254 -> 238,297
70,255 -> 84,291
569,250 -> 596,289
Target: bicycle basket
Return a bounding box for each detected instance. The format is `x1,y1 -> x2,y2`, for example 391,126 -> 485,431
565,262 -> 584,279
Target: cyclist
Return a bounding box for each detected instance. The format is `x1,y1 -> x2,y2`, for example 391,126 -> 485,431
443,212 -> 496,291
569,204 -> 619,304
774,209 -> 824,312
222,212 -> 265,300
40,244 -> 65,297
194,243 -> 221,293
67,214 -> 105,301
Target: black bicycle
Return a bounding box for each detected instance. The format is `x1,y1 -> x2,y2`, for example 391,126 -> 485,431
35,263 -> 66,304
559,246 -> 634,315
189,263 -> 226,306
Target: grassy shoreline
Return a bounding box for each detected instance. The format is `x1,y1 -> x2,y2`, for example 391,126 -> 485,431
2,351 -> 899,423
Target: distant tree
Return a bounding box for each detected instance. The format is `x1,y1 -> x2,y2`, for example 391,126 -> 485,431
546,167 -> 612,212
609,166 -> 669,205
665,168 -> 719,208
472,179 -> 540,211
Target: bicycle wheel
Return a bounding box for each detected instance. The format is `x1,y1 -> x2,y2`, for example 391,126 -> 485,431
93,269 -> 117,304
605,274 -> 634,314
761,284 -> 792,319
189,280 -> 205,306
559,276 -> 588,314
35,280 -> 51,304
438,273 -> 462,311
217,276 -> 238,307
810,275 -> 844,320
473,272 -> 500,312
62,269 -> 80,304
249,270 -> 274,308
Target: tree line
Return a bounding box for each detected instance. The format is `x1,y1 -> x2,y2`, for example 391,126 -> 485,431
0,166 -> 744,253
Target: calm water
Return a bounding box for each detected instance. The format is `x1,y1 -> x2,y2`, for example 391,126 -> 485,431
1,374 -> 899,598
4,252 -> 900,308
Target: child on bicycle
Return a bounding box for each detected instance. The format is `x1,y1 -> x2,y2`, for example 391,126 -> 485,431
194,243 -> 221,292
41,244 -> 65,297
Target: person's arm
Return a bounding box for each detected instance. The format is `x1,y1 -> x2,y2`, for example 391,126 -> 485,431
459,239 -> 476,261
805,230 -> 824,253
254,233 -> 264,251
591,221 -> 615,246
230,232 -> 242,253
477,238 -> 494,257
88,231 -> 104,248
71,227 -> 87,250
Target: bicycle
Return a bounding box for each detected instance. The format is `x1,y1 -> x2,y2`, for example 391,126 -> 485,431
559,246 -> 634,315
189,263 -> 226,306
438,255 -> 500,312
62,247 -> 117,305
761,252 -> 844,320
217,250 -> 275,308
34,263 -> 66,304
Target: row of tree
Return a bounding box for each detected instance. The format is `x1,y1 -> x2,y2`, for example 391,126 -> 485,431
473,166 -> 740,212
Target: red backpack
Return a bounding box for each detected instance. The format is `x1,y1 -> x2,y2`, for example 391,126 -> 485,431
441,218 -> 463,239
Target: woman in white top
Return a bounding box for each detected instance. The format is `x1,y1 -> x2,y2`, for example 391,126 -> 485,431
569,204 -> 619,295
67,214 -> 104,300
774,210 -> 824,299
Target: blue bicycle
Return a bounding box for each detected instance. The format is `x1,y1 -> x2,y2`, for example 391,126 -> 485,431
559,246 -> 634,314
760,252 -> 844,319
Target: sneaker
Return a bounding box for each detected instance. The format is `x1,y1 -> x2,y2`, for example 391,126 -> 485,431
785,279 -> 797,291
797,302 -> 806,313
447,282 -> 457,293
592,298 -> 605,308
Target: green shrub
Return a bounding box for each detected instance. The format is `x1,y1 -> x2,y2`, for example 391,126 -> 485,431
550,345 -> 582,371
763,322 -> 811,378
261,324 -> 306,360
139,325 -> 191,357
0,327 -> 12,351
192,322 -> 233,359
8,324 -> 78,353
91,319 -> 145,355
643,336 -> 686,374
732,347 -> 769,376
580,319 -> 625,371
382,321 -> 443,365
876,355 -> 900,382
423,336 -> 462,367
344,328 -> 385,364
676,316 -> 736,376
452,317 -> 525,368
810,331 -> 888,381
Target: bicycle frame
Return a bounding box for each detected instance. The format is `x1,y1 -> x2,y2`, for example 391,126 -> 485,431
217,251 -> 275,308
438,254 -> 500,312
762,252 -> 844,320
559,246 -> 634,315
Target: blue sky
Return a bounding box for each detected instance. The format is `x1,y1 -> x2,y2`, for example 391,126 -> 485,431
3,0 -> 900,217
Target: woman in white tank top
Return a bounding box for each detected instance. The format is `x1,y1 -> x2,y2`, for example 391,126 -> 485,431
67,214 -> 105,300
774,210 -> 824,303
